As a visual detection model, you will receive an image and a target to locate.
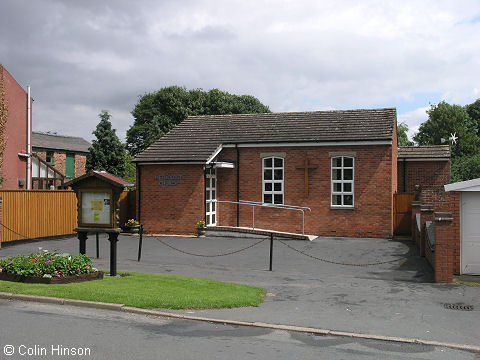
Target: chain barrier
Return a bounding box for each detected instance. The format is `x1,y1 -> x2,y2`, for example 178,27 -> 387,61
0,222 -> 31,240
277,239 -> 405,267
153,236 -> 267,257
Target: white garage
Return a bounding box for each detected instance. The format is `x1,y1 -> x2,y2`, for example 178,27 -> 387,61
445,178 -> 480,275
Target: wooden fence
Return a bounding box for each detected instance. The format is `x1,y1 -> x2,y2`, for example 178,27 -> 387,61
0,190 -> 137,244
0,190 -> 77,243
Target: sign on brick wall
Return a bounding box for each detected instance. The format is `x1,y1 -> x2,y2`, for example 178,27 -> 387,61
155,175 -> 184,186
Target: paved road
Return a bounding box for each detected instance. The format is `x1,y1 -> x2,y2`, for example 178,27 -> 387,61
0,300 -> 477,360
1,234 -> 479,347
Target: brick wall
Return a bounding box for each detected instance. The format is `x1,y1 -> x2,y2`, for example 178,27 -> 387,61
74,154 -> 87,177
391,126 -> 398,235
433,204 -> 460,282
0,197 -> 2,247
54,152 -> 67,175
414,191 -> 461,283
215,144 -> 395,238
397,160 -> 449,194
0,66 -> 30,190
138,164 -> 204,235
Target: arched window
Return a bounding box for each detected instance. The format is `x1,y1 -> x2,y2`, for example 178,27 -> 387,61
263,157 -> 284,204
331,156 -> 354,207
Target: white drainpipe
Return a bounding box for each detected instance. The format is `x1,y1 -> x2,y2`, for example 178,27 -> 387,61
27,86 -> 31,189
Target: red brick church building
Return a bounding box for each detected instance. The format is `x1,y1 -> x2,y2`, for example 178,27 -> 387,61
134,108 -> 449,238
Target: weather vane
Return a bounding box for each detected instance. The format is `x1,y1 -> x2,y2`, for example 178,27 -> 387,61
441,132 -> 458,145
448,132 -> 457,144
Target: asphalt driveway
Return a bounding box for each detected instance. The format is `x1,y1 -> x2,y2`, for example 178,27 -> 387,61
1,234 -> 479,347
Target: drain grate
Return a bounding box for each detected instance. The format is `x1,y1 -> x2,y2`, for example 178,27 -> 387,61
443,303 -> 474,311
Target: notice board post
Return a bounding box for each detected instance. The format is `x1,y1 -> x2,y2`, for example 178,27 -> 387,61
65,171 -> 133,276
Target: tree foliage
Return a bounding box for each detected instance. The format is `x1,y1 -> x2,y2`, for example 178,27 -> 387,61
451,154 -> 480,183
126,86 -> 271,156
397,122 -> 414,146
413,101 -> 479,158
413,99 -> 480,182
86,110 -> 126,177
466,99 -> 480,136
123,153 -> 136,186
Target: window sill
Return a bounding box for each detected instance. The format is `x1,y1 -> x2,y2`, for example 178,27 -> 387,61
330,206 -> 355,210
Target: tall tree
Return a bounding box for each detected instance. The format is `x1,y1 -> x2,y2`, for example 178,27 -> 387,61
86,110 -> 126,177
413,101 -> 479,158
126,86 -> 270,156
466,98 -> 480,136
397,122 -> 414,146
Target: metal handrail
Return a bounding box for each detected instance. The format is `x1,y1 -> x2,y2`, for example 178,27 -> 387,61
215,200 -> 311,235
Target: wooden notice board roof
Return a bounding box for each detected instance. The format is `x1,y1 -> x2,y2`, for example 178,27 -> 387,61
64,170 -> 133,189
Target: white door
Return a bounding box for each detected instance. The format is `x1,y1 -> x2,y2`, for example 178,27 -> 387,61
461,192 -> 480,274
206,168 -> 217,226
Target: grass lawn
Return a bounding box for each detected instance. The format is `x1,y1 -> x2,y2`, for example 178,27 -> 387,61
0,272 -> 265,310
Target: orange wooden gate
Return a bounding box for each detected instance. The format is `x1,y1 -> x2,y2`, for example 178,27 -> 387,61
394,193 -> 415,236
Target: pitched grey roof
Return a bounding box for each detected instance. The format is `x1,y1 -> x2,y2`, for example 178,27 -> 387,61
135,108 -> 396,163
32,132 -> 91,153
398,145 -> 450,159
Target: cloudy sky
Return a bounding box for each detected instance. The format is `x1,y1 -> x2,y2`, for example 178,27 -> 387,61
1,0 -> 479,143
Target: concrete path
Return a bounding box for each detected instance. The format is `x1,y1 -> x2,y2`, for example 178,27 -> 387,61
1,234 -> 479,347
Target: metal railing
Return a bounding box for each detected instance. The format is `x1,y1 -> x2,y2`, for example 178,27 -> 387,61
215,200 -> 311,235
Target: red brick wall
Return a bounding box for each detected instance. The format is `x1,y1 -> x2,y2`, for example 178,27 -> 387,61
419,192 -> 461,283
0,66 -> 31,189
215,145 -> 395,238
432,193 -> 460,282
74,154 -> 87,177
391,125 -> 398,235
0,196 -> 2,247
216,148 -> 238,226
138,164 -> 204,235
54,152 -> 67,174
397,160 -> 449,194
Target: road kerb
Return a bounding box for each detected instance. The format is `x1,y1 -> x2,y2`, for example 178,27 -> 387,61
1,292 -> 479,353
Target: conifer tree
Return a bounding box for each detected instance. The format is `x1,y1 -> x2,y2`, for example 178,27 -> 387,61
86,110 -> 125,177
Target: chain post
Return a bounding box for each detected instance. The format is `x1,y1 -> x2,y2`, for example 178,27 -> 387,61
96,232 -> 100,258
269,233 -> 273,271
137,224 -> 143,262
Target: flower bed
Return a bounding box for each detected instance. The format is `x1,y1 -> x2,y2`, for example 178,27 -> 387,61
0,249 -> 103,284
0,271 -> 104,284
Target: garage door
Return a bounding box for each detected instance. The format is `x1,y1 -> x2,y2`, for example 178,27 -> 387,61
461,192 -> 480,274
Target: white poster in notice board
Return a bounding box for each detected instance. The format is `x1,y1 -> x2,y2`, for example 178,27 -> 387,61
81,191 -> 111,225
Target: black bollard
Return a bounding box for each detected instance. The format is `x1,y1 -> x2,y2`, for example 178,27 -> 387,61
78,232 -> 87,255
96,232 -> 99,259
108,232 -> 119,277
269,233 -> 273,271
137,224 -> 143,262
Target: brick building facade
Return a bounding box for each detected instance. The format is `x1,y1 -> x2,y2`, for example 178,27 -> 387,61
135,109 -> 403,237
0,65 -> 32,190
397,146 -> 450,194
31,132 -> 90,188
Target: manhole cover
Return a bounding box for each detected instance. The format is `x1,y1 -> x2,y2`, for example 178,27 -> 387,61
443,303 -> 474,311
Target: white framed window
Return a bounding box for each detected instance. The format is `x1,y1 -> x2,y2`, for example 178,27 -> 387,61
263,157 -> 284,204
206,168 -> 216,225
331,156 -> 354,207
